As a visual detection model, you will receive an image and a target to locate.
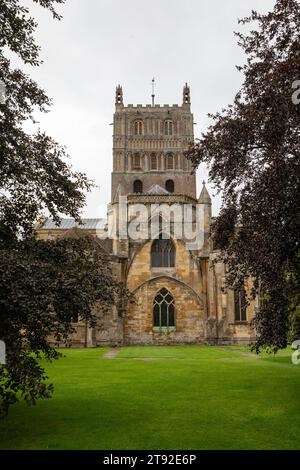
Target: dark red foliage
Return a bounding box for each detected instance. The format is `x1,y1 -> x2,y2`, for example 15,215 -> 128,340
185,0 -> 300,351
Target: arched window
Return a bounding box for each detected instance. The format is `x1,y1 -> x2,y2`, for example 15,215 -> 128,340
165,179 -> 175,193
151,235 -> 175,268
234,287 -> 247,322
132,153 -> 141,169
133,180 -> 143,194
164,120 -> 173,136
150,153 -> 157,170
166,153 -> 174,170
153,288 -> 175,328
134,120 -> 143,135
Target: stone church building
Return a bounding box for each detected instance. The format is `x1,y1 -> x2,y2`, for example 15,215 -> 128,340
37,84 -> 257,347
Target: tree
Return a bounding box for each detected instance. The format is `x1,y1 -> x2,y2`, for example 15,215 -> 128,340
0,233 -> 127,416
0,1 -> 127,416
0,0 -> 90,242
185,0 -> 300,351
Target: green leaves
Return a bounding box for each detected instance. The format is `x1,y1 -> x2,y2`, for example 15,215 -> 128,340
0,1 -> 65,65
0,1 -> 92,243
0,1 -> 127,416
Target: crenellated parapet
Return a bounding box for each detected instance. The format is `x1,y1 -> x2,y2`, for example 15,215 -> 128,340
111,84 -> 196,200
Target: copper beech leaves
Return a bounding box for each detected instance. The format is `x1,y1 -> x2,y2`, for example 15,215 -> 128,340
185,0 -> 300,352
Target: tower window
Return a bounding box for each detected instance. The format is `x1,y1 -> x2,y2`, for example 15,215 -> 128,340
150,153 -> 157,170
133,180 -> 143,194
132,153 -> 141,169
153,288 -> 175,328
165,180 -> 175,193
151,235 -> 175,268
134,120 -> 143,135
151,119 -> 156,135
166,153 -> 175,170
234,288 -> 247,322
165,120 -> 173,136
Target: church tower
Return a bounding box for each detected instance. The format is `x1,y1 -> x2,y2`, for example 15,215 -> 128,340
111,84 -> 196,201
109,84 -> 210,345
36,83 -> 257,347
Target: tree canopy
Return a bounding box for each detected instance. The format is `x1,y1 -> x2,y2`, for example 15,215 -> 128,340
185,0 -> 300,351
0,0 -> 126,416
0,0 -> 91,242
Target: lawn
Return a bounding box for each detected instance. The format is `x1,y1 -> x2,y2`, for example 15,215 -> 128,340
0,346 -> 299,450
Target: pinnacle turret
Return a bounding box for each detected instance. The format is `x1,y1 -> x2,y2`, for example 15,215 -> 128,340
198,181 -> 211,204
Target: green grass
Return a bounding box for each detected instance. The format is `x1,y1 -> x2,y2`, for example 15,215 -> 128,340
0,346 -> 299,450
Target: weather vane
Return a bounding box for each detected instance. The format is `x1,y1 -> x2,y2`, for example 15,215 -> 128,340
152,77 -> 155,107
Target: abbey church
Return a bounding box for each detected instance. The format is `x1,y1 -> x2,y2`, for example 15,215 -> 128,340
36,84 -> 257,347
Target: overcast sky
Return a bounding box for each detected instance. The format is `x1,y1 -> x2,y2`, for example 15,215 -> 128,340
18,0 -> 276,218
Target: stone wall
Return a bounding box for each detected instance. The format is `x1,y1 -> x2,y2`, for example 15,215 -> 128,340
111,171 -> 196,200
111,99 -> 196,201
125,237 -> 205,344
205,253 -> 256,344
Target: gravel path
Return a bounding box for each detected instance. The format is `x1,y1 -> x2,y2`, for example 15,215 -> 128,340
103,349 -> 120,359
224,347 -> 258,358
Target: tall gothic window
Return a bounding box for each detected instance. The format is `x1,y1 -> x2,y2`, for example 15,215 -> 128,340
134,120 -> 143,135
164,120 -> 173,136
132,153 -> 141,169
165,180 -> 175,193
153,288 -> 175,328
151,235 -> 175,268
150,153 -> 157,170
166,153 -> 175,170
133,180 -> 143,194
234,288 -> 247,322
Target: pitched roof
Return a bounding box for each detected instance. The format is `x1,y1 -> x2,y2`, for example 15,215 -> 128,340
146,184 -> 169,195
38,218 -> 107,230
